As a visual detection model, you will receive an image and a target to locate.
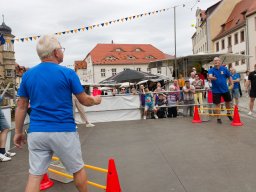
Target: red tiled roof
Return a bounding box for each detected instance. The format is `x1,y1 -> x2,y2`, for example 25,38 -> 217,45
213,0 -> 252,41
87,44 -> 169,65
15,63 -> 27,77
74,60 -> 87,71
200,10 -> 207,21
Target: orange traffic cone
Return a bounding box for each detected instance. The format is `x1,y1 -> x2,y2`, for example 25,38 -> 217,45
106,159 -> 122,192
192,105 -> 202,123
40,173 -> 54,191
231,105 -> 243,126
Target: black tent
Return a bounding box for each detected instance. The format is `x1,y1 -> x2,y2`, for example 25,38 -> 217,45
100,69 -> 160,84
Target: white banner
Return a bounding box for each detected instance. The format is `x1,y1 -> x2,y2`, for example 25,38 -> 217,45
75,95 -> 142,123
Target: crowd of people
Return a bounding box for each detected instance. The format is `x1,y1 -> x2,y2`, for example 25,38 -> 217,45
138,57 -> 256,124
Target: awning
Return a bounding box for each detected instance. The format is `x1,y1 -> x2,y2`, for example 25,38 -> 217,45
148,53 -> 252,69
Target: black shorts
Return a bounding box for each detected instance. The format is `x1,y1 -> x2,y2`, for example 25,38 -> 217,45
212,92 -> 232,105
250,88 -> 256,98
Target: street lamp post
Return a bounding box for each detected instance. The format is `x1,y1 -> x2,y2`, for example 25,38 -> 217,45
172,4 -> 185,79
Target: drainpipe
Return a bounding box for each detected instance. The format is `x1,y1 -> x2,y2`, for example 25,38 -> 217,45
245,17 -> 250,71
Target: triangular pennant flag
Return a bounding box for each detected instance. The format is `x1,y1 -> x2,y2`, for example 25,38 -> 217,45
78,28 -> 81,31
21,38 -> 24,42
37,36 -> 41,38
117,19 -> 120,22
121,18 -> 124,22
163,9 -> 166,11
129,16 -> 132,20
70,30 -> 74,33
33,36 -> 37,40
159,10 -> 162,12
125,17 -> 128,21
89,26 -> 93,29
133,16 -> 136,19
109,21 -> 112,24
66,30 -> 70,33
152,11 -> 155,14
55,33 -> 58,35
11,40 -> 14,44
92,25 -> 96,28
58,32 -> 62,35
105,22 -> 108,26
140,14 -> 143,17
101,23 -> 104,27
16,39 -> 19,42
148,12 -> 151,15
144,13 -> 147,16
25,37 -> 29,41
29,37 -> 33,41
156,11 -> 158,13
81,28 -> 85,31
113,20 -> 116,23
74,29 -> 78,33
97,24 -> 100,27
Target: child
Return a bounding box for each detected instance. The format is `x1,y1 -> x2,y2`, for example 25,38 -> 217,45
156,93 -> 167,118
167,85 -> 179,118
143,88 -> 158,120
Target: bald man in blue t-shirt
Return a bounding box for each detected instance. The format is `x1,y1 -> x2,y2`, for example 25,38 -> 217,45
208,57 -> 234,124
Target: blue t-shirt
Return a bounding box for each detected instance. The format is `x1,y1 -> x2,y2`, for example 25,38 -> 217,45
231,73 -> 240,89
18,62 -> 84,133
208,66 -> 231,93
145,93 -> 154,106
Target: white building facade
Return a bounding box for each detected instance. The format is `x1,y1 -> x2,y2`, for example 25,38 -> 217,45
247,11 -> 256,70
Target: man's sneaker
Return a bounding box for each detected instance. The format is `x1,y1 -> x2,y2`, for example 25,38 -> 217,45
86,123 -> 95,128
5,151 -> 16,157
227,114 -> 233,121
154,114 -> 158,119
248,111 -> 253,116
0,153 -> 11,162
143,116 -> 147,120
217,119 -> 222,124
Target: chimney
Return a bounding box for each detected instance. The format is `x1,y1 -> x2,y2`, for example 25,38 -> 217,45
111,40 -> 114,44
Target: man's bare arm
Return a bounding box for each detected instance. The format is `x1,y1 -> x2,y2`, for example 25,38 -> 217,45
15,97 -> 29,134
75,92 -> 101,107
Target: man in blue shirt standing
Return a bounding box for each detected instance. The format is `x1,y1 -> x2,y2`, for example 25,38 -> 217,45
230,68 -> 240,106
14,35 -> 101,192
208,57 -> 233,124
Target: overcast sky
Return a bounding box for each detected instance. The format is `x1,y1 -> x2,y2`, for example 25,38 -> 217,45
1,0 -> 219,68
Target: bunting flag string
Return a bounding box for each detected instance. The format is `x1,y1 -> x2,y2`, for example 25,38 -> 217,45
11,7 -> 171,43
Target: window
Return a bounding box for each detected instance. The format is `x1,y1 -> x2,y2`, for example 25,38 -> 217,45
136,68 -> 141,71
157,67 -> 161,74
221,39 -> 225,50
111,68 -> 116,76
127,55 -> 136,60
124,68 -> 129,71
147,68 -> 151,74
105,56 -> 117,61
216,42 -> 219,52
255,17 -> 256,30
228,36 -> 232,47
101,69 -> 105,77
145,55 -> 155,59
135,48 -> 142,52
115,48 -> 122,52
235,53 -> 239,66
240,30 -> 245,42
241,51 -> 245,64
5,69 -> 13,77
3,43 -> 8,51
234,33 -> 238,44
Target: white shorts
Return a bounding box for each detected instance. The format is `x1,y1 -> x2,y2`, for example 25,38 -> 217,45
28,132 -> 84,175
